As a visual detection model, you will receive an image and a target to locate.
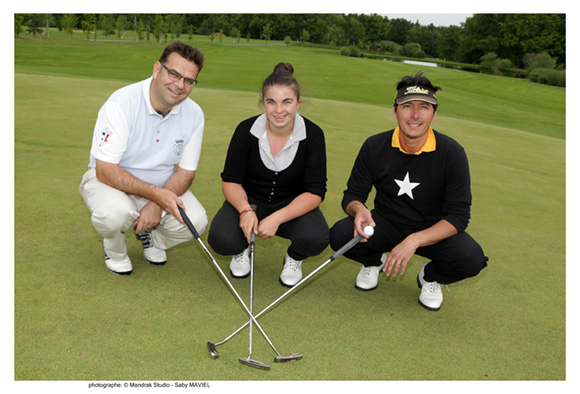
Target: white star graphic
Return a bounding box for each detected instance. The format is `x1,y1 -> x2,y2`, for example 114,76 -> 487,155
395,172 -> 420,199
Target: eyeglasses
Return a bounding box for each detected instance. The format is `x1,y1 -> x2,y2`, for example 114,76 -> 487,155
160,62 -> 197,88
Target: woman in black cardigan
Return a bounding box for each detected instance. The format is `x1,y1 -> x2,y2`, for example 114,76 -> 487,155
208,63 -> 329,287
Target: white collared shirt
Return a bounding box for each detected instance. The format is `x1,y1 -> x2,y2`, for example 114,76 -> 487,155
249,113 -> 306,172
88,77 -> 204,188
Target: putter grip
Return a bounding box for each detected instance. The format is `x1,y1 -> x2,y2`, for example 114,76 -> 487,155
249,204 -> 257,245
331,234 -> 363,261
178,206 -> 200,239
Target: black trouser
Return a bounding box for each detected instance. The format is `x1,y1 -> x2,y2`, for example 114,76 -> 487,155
208,199 -> 329,261
329,211 -> 488,285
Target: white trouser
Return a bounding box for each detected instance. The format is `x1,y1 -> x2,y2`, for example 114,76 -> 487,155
79,168 -> 207,261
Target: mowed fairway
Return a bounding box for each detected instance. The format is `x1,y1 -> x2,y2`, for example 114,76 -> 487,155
14,33 -> 566,384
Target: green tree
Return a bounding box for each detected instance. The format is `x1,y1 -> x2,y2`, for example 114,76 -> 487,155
26,15 -> 44,37
98,14 -> 115,38
115,14 -> 128,40
437,26 -> 462,61
364,13 -> 388,49
230,27 -> 241,43
154,14 -> 163,42
262,23 -> 272,44
14,14 -> 25,38
387,18 -> 413,44
461,14 -> 565,68
301,29 -> 310,43
61,14 -> 78,38
407,24 -> 439,57
81,14 -> 96,41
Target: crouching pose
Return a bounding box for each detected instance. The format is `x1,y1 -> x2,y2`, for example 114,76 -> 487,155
329,72 -> 488,311
208,62 -> 329,287
79,41 -> 208,275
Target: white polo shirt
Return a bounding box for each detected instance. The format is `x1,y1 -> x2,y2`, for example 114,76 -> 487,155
88,77 -> 204,188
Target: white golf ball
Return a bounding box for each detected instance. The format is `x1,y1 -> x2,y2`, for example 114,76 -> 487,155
364,226 -> 374,236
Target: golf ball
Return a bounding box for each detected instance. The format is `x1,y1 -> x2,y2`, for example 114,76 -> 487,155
364,226 -> 374,236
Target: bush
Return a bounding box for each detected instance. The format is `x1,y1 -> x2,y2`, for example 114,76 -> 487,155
528,68 -> 566,87
493,58 -> 514,76
524,53 -> 557,72
479,52 -> 497,74
340,46 -> 361,57
402,42 -> 423,58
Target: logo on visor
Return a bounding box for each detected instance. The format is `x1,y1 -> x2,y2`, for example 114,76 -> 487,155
405,86 -> 430,96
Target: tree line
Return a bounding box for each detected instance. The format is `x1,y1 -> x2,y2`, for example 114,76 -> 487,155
16,13 -> 565,85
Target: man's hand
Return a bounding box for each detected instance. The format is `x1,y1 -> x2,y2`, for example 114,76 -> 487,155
382,220 -> 458,277
96,160 -> 192,229
382,235 -> 420,277
345,201 -> 375,241
133,201 -> 164,233
150,188 -> 185,226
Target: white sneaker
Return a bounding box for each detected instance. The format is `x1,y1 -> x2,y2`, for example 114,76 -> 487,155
230,247 -> 250,278
355,253 -> 386,291
279,253 -> 302,287
417,264 -> 443,311
136,230 -> 167,265
105,252 -> 133,276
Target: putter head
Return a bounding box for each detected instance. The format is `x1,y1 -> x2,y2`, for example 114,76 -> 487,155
239,357 -> 271,370
207,342 -> 220,359
274,353 -> 303,363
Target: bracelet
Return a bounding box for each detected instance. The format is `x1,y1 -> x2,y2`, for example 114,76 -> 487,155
239,207 -> 254,217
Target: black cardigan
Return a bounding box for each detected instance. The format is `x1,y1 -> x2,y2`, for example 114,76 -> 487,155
221,115 -> 327,210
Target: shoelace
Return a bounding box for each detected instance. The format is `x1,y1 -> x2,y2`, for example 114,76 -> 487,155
136,232 -> 153,249
361,266 -> 374,276
425,282 -> 442,294
234,252 -> 247,264
286,258 -> 301,271
425,281 -> 451,294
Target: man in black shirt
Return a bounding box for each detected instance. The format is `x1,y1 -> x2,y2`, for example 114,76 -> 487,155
329,72 -> 487,311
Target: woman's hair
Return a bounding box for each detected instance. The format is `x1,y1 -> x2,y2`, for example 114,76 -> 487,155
261,62 -> 301,101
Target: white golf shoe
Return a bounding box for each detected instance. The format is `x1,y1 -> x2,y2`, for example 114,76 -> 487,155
417,264 -> 443,311
136,230 -> 167,265
230,247 -> 250,278
104,252 -> 133,276
279,253 -> 302,287
355,253 -> 386,291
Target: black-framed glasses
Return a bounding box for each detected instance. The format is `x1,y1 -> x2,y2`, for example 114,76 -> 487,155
160,62 -> 197,88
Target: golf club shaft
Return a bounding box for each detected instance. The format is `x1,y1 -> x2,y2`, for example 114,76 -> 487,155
248,224 -> 256,357
178,207 -> 283,357
215,234 -> 365,346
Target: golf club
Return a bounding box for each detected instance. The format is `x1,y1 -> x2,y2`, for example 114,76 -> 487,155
238,209 -> 271,370
177,207 -> 301,364
207,229 -> 371,356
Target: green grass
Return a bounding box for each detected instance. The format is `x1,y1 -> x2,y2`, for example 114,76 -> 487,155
14,31 -> 566,384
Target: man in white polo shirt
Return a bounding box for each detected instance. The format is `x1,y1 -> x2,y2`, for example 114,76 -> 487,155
79,41 -> 208,275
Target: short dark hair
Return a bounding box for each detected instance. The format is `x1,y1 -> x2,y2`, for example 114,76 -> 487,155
261,62 -> 301,102
159,41 -> 204,71
394,71 -> 441,112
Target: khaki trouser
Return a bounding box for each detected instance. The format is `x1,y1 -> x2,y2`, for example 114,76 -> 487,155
79,168 -> 207,261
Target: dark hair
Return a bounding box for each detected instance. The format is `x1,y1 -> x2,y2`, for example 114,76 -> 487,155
261,62 -> 300,102
159,40 -> 204,71
394,71 -> 441,112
